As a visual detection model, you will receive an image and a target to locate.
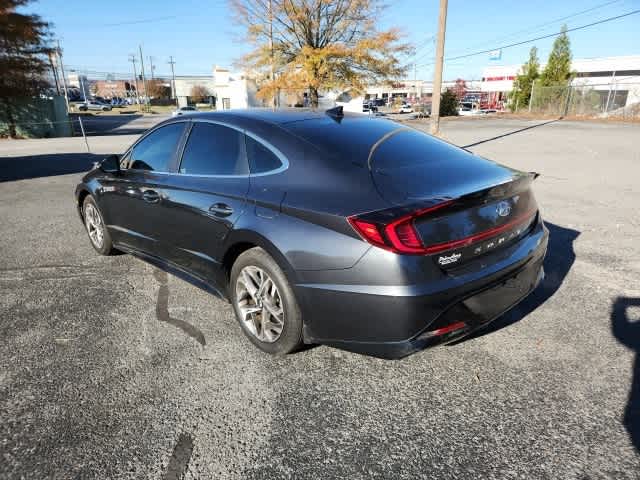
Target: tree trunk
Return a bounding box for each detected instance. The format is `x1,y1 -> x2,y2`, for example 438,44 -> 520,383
309,86 -> 319,109
2,98 -> 17,138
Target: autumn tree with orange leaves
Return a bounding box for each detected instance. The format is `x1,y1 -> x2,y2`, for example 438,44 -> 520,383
231,0 -> 411,108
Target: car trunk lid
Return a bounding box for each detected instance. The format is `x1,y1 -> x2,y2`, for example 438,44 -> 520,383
361,128 -> 539,266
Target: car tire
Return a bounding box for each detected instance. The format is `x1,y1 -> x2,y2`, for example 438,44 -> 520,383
82,195 -> 115,255
230,247 -> 303,355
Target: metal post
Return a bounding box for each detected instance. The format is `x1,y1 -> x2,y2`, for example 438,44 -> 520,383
604,70 -> 616,113
430,0 -> 448,135
528,79 -> 536,113
78,116 -> 90,152
563,85 -> 573,116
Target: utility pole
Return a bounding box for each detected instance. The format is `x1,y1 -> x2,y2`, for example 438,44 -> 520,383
268,0 -> 276,109
56,40 -> 70,112
430,0 -> 448,135
139,45 -> 149,112
129,54 -> 141,108
79,73 -> 88,102
48,51 -> 60,95
414,63 -> 417,102
168,56 -> 177,107
148,56 -> 155,80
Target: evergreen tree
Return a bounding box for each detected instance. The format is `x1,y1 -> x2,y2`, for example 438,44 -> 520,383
0,0 -> 53,137
540,25 -> 573,86
510,47 -> 540,111
439,89 -> 459,117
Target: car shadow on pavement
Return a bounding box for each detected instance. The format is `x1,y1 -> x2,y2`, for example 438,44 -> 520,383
454,221 -> 579,343
0,152 -> 111,182
153,269 -> 206,347
162,433 -> 195,480
461,118 -> 562,149
611,296 -> 640,452
69,113 -> 146,136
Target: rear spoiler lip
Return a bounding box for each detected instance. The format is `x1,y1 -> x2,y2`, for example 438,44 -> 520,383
356,172 -> 537,221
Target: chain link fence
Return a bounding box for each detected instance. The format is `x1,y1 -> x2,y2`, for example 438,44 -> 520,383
526,82 -> 640,119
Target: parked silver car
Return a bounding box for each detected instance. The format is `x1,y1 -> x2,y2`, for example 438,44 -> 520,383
78,101 -> 112,112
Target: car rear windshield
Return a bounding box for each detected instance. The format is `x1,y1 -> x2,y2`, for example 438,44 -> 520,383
370,129 -> 469,171
283,116 -> 399,166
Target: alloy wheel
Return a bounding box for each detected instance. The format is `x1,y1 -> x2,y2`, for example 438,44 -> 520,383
235,266 -> 285,343
84,203 -> 104,249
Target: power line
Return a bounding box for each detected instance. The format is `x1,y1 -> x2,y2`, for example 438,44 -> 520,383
99,15 -> 178,27
446,0 -> 626,57
410,33 -> 435,58
412,36 -> 436,64
417,9 -> 640,67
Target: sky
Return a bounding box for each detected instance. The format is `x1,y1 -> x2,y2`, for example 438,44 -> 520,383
30,0 -> 640,81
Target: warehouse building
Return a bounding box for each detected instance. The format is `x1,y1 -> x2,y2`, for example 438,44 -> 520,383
481,55 -> 640,112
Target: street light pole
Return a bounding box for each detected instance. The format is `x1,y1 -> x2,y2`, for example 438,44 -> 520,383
430,0 -> 448,136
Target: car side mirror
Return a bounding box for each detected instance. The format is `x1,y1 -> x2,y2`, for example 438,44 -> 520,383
99,154 -> 121,174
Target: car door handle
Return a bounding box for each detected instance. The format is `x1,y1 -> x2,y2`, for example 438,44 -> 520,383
142,190 -> 160,203
209,203 -> 233,217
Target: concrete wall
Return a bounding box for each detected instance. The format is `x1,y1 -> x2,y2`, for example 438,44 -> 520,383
0,96 -> 72,138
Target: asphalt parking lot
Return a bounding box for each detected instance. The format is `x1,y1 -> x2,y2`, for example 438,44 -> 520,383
1,117 -> 639,479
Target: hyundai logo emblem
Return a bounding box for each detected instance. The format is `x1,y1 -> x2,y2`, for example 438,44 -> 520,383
496,201 -> 511,217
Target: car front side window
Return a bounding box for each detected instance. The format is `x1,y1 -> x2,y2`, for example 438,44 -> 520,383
129,122 -> 186,172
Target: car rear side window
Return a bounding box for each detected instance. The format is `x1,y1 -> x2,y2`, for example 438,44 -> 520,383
179,123 -> 248,175
245,135 -> 283,174
130,123 -> 185,171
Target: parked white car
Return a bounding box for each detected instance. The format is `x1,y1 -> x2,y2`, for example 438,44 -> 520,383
458,102 -> 482,116
399,103 -> 414,113
172,106 -> 198,117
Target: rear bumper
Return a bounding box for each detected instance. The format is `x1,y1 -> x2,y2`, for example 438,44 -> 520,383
297,221 -> 548,359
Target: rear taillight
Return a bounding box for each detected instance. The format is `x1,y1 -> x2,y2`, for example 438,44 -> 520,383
348,218 -> 386,248
348,201 -> 453,254
348,201 -> 536,256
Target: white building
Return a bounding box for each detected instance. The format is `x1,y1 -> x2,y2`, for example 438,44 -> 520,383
174,66 -> 260,109
364,79 -> 482,104
481,55 -> 640,110
66,73 -> 91,100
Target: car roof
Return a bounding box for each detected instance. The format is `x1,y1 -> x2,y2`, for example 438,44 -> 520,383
171,109 -> 404,166
186,108 -> 328,125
